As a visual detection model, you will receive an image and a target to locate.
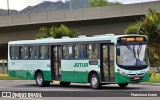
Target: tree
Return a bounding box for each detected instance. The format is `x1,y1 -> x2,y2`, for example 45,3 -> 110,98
112,0 -> 122,5
35,24 -> 79,39
89,0 -> 109,7
125,8 -> 160,72
124,24 -> 139,35
88,0 -> 122,7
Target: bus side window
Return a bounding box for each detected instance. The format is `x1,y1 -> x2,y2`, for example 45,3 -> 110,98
33,46 -> 39,59
10,47 -> 14,59
24,46 -> 29,59
14,46 -> 19,59
75,45 -> 79,58
63,45 -> 73,59
44,46 -> 49,59
19,46 -> 23,59
75,44 -> 86,59
29,46 -> 34,59
87,44 -> 98,59
39,46 -> 49,59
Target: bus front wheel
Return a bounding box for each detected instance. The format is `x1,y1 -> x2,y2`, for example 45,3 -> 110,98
118,83 -> 128,88
90,73 -> 101,89
36,72 -> 50,87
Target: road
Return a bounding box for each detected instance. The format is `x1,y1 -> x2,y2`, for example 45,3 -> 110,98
0,80 -> 159,100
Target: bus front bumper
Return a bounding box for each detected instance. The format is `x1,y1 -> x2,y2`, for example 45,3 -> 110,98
115,72 -> 149,83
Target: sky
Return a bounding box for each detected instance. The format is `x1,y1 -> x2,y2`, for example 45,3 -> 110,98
0,0 -> 159,11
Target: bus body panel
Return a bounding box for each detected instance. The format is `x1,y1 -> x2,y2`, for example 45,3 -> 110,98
61,60 -> 100,83
8,60 -> 51,81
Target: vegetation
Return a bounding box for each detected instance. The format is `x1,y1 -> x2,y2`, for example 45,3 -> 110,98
149,72 -> 160,83
35,24 -> 79,39
89,0 -> 109,7
125,8 -> 160,72
112,0 -> 122,5
0,73 -> 22,80
88,0 -> 122,7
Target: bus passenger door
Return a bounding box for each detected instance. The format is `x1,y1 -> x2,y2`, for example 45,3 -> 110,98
51,45 -> 61,80
100,44 -> 115,82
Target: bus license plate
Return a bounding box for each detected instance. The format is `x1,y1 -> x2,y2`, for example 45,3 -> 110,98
134,77 -> 139,80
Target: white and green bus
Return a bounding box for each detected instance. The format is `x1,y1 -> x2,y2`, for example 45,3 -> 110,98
8,34 -> 149,89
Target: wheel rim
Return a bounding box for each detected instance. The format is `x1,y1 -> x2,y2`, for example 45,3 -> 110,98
37,75 -> 42,85
91,77 -> 98,87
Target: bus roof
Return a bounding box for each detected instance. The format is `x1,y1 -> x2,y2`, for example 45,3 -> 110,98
8,34 -> 146,45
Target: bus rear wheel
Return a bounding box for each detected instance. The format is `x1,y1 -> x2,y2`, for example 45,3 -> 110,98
90,73 -> 101,89
60,82 -> 71,86
118,83 -> 128,88
36,72 -> 50,87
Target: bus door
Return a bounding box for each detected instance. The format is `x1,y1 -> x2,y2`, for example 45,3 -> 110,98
100,44 -> 115,82
51,45 -> 61,80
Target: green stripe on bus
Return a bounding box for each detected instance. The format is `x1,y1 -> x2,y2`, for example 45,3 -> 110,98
8,70 -> 51,81
8,70 -> 34,80
61,71 -> 89,83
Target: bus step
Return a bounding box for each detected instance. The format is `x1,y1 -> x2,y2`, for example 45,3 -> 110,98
52,80 -> 60,84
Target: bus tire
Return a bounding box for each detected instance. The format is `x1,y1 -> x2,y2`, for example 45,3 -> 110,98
118,83 -> 128,88
90,73 -> 101,89
36,72 -> 50,87
44,81 -> 50,86
60,82 -> 71,86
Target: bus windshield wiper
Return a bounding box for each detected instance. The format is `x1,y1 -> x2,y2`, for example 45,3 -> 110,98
137,44 -> 142,59
126,43 -> 136,59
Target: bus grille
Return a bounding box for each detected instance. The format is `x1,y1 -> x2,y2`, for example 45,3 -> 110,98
128,73 -> 146,77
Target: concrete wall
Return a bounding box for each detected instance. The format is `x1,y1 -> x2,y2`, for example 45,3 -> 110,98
0,1 -> 160,27
0,30 -> 38,44
0,21 -> 133,44
73,22 -> 132,36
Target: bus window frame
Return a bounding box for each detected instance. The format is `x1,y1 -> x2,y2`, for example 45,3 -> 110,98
61,43 -> 100,60
9,44 -> 51,60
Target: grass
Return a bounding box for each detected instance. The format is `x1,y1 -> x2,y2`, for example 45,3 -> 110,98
149,79 -> 160,83
148,72 -> 160,83
0,73 -> 23,80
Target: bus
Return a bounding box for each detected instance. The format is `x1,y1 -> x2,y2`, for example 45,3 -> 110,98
8,34 -> 149,89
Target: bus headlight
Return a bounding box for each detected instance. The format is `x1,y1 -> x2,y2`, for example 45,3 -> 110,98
117,69 -> 126,76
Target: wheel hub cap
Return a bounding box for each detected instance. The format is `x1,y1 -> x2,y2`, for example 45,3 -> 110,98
37,76 -> 42,85
92,77 -> 97,86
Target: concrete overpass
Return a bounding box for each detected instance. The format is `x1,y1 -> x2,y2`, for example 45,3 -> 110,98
0,1 -> 160,59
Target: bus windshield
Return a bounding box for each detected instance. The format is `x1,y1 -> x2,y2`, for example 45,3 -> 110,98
117,44 -> 148,66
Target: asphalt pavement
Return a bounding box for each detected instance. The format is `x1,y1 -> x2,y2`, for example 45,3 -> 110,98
0,80 -> 159,100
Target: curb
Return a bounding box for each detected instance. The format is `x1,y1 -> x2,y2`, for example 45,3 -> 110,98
0,80 -> 34,82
